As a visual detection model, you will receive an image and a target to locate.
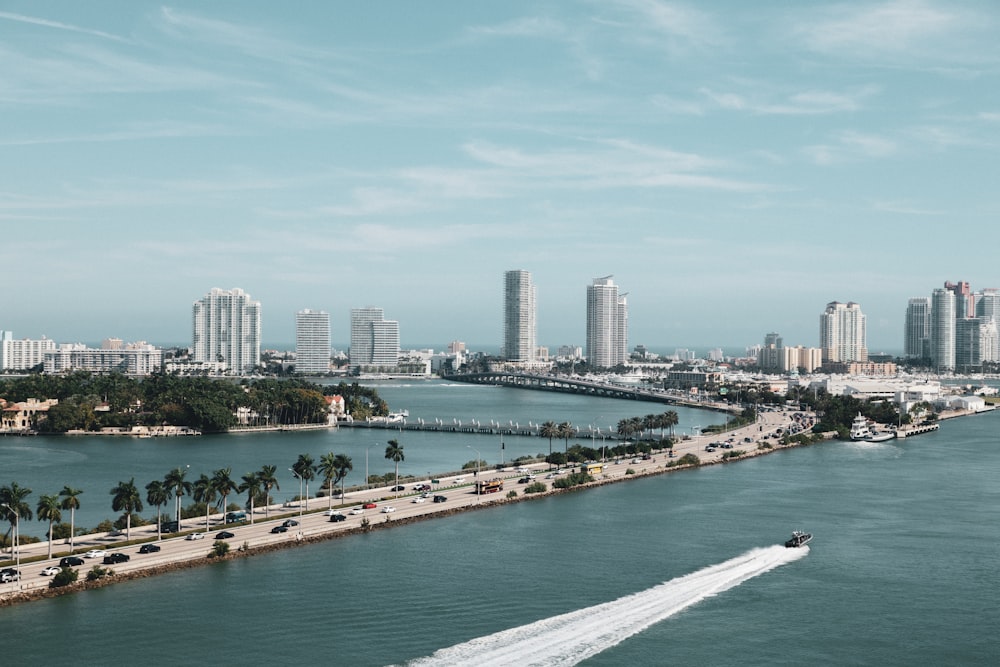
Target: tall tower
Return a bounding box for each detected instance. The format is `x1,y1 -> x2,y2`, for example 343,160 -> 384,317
930,288 -> 956,371
819,301 -> 867,363
350,307 -> 399,371
295,309 -> 330,374
503,270 -> 536,363
192,287 -> 261,374
904,298 -> 931,359
586,276 -> 628,368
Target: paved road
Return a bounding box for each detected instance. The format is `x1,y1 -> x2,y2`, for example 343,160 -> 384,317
2,409 -> 804,599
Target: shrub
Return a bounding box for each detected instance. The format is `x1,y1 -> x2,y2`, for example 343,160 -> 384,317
676,453 -> 700,466
625,468 -> 636,475
524,482 -> 547,494
86,565 -> 113,582
50,567 -> 79,588
552,472 -> 593,489
506,490 -> 517,499
209,540 -> 230,558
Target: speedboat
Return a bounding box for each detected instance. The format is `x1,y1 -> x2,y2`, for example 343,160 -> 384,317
849,413 -> 895,443
784,530 -> 812,548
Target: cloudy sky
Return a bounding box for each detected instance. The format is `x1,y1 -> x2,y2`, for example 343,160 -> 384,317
2,1 -> 998,353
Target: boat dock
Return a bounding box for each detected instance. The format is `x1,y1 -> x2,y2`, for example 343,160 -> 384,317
896,422 -> 940,438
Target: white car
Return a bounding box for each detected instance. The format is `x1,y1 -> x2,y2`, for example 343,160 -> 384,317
321,509 -> 340,516
412,497 -> 425,503
40,566 -> 62,576
380,506 -> 396,513
83,549 -> 107,559
185,532 -> 205,541
454,477 -> 465,483
349,507 -> 364,515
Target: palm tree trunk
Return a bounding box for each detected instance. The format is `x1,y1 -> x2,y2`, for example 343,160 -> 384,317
70,508 -> 76,551
48,521 -> 53,559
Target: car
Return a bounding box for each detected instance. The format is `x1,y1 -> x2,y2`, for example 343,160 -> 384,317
83,549 -> 107,559
138,544 -> 161,554
103,552 -> 130,565
432,495 -> 447,503
328,513 -> 347,522
518,476 -> 531,484
412,497 -> 425,503
214,531 -> 235,539
59,556 -> 85,567
380,506 -> 396,513
321,509 -> 340,516
390,485 -> 405,492
270,525 -> 289,534
185,532 -> 205,541
282,519 -> 299,527
413,483 -> 430,491
40,566 -> 62,576
453,477 -> 465,483
0,568 -> 20,583
349,507 -> 365,515
362,502 -> 377,509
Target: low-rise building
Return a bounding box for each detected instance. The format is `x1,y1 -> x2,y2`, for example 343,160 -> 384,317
44,342 -> 162,376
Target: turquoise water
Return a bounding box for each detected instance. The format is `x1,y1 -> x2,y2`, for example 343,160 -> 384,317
2,385 -> 998,665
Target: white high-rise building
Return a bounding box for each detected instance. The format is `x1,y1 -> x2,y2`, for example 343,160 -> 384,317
350,307 -> 399,371
0,331 -> 56,371
975,288 -> 1000,362
586,276 -> 628,368
930,288 -> 956,371
192,287 -> 261,375
295,309 -> 330,374
904,298 -> 932,359
503,270 -> 536,363
819,301 -> 867,363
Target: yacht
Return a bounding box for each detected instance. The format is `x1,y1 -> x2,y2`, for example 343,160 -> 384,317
850,413 -> 895,443
784,530 -> 812,548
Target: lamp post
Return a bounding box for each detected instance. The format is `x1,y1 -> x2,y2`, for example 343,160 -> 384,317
1,504 -> 18,589
288,468 -> 303,517
467,445 -> 481,502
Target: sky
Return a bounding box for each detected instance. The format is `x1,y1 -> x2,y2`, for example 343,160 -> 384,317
2,1 -> 999,354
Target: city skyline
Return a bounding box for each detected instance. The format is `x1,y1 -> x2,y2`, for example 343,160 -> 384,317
3,2 -> 1000,351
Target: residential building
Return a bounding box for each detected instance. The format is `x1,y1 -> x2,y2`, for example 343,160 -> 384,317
1,398 -> 58,431
0,331 -> 56,371
192,287 -> 261,374
820,301 -> 867,363
904,298 -> 931,359
586,276 -> 628,368
974,288 -> 1000,362
503,270 -> 536,363
350,307 -> 400,371
44,342 -> 162,375
295,309 -> 331,374
945,280 -> 973,318
930,288 -> 956,372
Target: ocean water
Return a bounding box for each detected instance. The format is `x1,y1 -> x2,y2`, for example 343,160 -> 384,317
1,384 -> 997,665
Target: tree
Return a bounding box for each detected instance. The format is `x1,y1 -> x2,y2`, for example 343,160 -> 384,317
557,421 -> 575,453
385,439 -> 404,494
0,481 -> 33,553
211,467 -> 238,517
334,454 -> 353,500
540,421 -> 559,455
109,478 -> 142,540
317,452 -> 339,510
239,471 -> 262,525
163,467 -> 192,528
145,480 -> 168,541
257,465 -> 279,519
193,474 -> 217,531
59,486 -> 83,551
36,493 -> 62,559
292,454 -> 316,507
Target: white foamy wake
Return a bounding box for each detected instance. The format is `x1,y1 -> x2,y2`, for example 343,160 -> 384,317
400,545 -> 808,667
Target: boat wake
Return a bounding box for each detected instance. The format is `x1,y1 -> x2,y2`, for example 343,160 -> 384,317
399,545 -> 808,667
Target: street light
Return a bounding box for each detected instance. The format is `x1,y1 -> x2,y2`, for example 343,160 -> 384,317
467,445 -> 481,502
288,468 -> 303,517
1,503 -> 18,589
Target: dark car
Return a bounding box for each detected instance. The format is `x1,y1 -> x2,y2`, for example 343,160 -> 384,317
138,544 -> 161,554
102,552 -> 130,565
433,495 -> 447,503
281,519 -> 299,528
518,476 -> 531,484
390,485 -> 405,492
215,531 -> 235,539
162,521 -> 180,533
59,556 -> 85,567
270,525 -> 289,534
328,513 -> 347,522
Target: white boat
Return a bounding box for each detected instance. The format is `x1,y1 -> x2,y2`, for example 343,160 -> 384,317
850,413 -> 895,443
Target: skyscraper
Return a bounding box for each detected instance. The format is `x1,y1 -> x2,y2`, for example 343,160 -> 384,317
930,288 -> 956,371
295,309 -> 330,374
503,270 -> 536,363
974,288 -> 1000,362
192,287 -> 261,374
350,307 -> 399,371
586,276 -> 628,368
904,298 -> 931,359
819,301 -> 867,363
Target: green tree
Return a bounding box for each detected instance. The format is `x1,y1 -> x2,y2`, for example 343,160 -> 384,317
385,439 -> 404,494
334,453 -> 353,501
36,493 -> 62,559
163,467 -> 192,529
59,486 -> 84,551
193,474 -> 217,531
0,481 -> 33,553
257,465 -> 279,519
145,480 -> 168,540
211,467 -> 238,517
50,566 -> 78,588
239,471 -> 262,525
540,421 -> 559,455
109,478 -> 143,540
557,422 -> 575,453
317,452 -> 339,510
292,454 -> 316,507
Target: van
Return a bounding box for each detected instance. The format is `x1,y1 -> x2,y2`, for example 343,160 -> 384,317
225,511 -> 247,523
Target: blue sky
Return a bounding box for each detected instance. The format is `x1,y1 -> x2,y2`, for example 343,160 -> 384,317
2,1 -> 999,354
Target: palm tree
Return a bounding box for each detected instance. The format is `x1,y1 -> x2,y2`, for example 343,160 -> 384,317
211,467 -> 238,519
239,472 -> 262,525
145,479 -> 168,540
163,467 -> 192,529
0,481 -> 33,553
36,493 -> 62,559
540,421 -> 559,455
193,474 -> 216,531
292,454 -> 316,509
385,439 -> 404,494
318,452 -> 339,510
557,421 -> 575,453
662,410 -> 679,442
258,465 -> 279,519
59,486 -> 83,551
109,478 -> 143,540
334,454 -> 353,500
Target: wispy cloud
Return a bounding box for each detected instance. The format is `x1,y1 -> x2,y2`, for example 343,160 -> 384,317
700,85 -> 877,115
873,200 -> 944,215
0,11 -> 129,42
610,0 -> 722,48
804,129 -> 897,165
